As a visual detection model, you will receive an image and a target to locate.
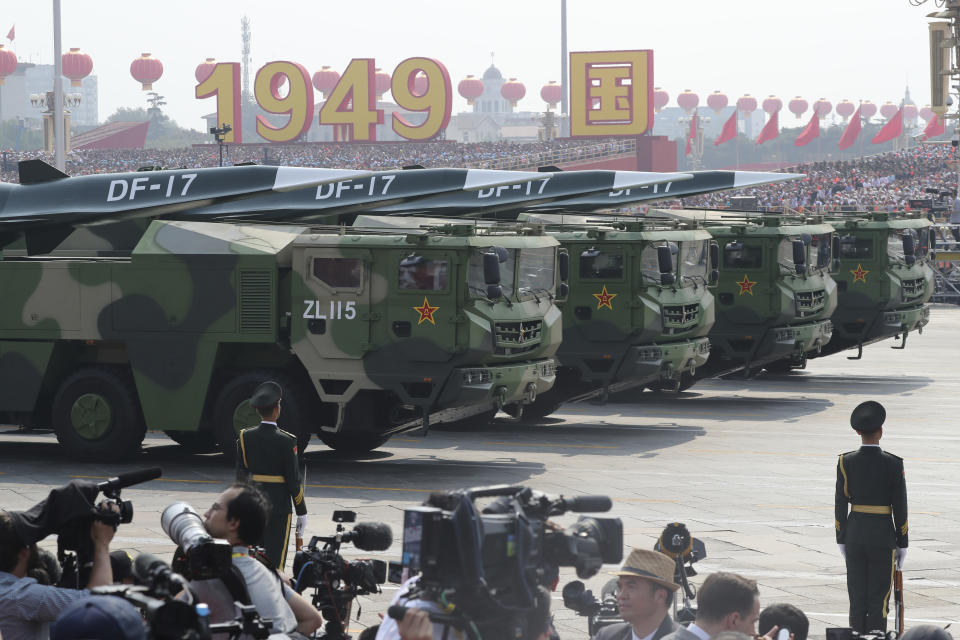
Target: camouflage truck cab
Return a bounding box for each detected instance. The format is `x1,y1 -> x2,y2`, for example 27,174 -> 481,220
814,212 -> 934,359
0,219 -> 559,458
515,214 -> 715,412
669,213 -> 839,377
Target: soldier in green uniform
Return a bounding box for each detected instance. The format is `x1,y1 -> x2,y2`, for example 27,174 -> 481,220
835,400 -> 908,633
235,381 -> 307,571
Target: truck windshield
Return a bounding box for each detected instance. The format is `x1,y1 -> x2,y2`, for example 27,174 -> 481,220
777,236 -> 804,275
467,248 -> 515,299
640,241 -> 678,283
580,250 -> 624,279
517,247 -> 556,298
680,240 -> 709,283
809,233 -> 832,269
399,256 -> 449,291
887,229 -> 916,263
839,234 -> 873,259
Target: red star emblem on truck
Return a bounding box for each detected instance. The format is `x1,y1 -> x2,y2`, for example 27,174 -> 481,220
593,285 -> 617,310
737,274 -> 757,295
413,297 -> 439,325
851,264 -> 869,283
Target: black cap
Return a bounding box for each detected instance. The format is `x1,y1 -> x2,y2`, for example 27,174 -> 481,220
850,400 -> 886,433
901,626 -> 954,640
249,381 -> 282,409
51,596 -> 147,640
110,550 -> 133,583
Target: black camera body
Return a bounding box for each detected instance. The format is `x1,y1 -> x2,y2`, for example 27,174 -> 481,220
292,510 -> 391,640
826,629 -> 898,640
400,485 -> 621,638
562,579 -> 624,637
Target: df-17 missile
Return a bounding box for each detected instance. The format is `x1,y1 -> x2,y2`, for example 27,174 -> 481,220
358,169 -> 694,216
526,170 -> 804,212
0,160 -> 374,253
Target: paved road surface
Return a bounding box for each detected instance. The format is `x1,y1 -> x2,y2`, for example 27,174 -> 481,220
2,305 -> 958,639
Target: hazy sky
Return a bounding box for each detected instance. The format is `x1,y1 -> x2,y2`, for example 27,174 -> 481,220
5,0 -> 938,131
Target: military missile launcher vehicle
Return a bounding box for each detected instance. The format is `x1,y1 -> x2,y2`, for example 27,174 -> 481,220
806,211 -> 934,361
659,210 -> 838,379
0,161 -> 570,459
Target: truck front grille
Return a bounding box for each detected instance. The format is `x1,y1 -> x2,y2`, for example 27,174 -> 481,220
902,278 -> 924,300
662,303 -> 699,329
795,289 -> 825,316
493,320 -> 542,355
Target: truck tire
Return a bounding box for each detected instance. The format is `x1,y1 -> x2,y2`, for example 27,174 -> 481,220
519,391 -> 564,422
318,430 -> 390,454
212,372 -> 311,459
763,359 -> 795,374
164,430 -> 218,453
318,395 -> 392,454
52,367 -> 145,460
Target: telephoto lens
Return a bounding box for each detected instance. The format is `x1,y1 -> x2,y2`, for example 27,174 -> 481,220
160,503 -> 232,580
160,503 -> 209,552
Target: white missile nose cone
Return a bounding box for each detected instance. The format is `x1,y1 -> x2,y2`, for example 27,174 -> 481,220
273,166 -> 373,191
732,171 -> 805,188
612,171 -> 694,189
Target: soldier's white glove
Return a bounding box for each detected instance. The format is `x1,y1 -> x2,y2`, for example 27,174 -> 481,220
838,544 -> 846,559
296,515 -> 308,541
895,547 -> 907,570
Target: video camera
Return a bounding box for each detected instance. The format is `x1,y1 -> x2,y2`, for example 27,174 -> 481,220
397,484 -> 622,640
4,468 -> 162,588
160,502 -> 232,581
562,579 -> 623,637
291,510 -> 393,640
655,522 -> 706,623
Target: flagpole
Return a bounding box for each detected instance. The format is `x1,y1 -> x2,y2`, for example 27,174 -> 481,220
52,0 -> 65,171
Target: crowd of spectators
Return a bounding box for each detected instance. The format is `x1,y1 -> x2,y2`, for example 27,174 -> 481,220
682,146 -> 958,213
0,138 -> 634,183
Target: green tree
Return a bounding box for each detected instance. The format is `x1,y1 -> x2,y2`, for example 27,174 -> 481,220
0,118 -> 43,151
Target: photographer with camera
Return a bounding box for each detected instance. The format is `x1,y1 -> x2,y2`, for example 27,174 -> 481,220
590,549 -> 679,640
0,505 -> 117,640
660,573 -> 779,640
184,483 -> 321,637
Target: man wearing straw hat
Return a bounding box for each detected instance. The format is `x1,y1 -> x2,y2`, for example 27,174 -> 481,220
592,549 -> 679,640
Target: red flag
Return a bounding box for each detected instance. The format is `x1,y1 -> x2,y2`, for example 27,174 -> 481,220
755,110 -> 779,145
872,106 -> 903,144
794,112 -> 820,147
5,25 -> 13,41
838,106 -> 862,150
923,113 -> 945,139
714,109 -> 738,146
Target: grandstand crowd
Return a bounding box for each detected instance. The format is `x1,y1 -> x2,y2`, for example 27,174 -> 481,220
1,139 -> 955,216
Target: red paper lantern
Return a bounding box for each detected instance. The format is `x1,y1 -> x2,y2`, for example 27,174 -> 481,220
835,100 -> 855,119
312,66 -> 340,98
788,96 -> 808,119
541,81 -> 562,108
736,94 -> 757,114
919,105 -> 935,122
813,98 -> 832,118
904,104 -> 918,121
762,95 -> 782,114
195,57 -> 217,84
677,90 -> 698,113
130,52 -> 163,91
374,68 -> 391,99
501,78 -> 526,107
269,73 -> 287,99
62,47 -> 92,87
412,72 -> 429,97
706,91 -> 727,114
653,88 -> 669,112
458,75 -> 484,105
0,45 -> 17,86
879,101 -> 898,120
860,101 -> 877,120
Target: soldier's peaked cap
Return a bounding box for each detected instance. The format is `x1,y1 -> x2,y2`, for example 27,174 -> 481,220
850,400 -> 885,433
250,381 -> 282,409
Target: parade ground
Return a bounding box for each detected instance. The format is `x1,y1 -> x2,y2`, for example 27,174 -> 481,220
1,305 -> 958,639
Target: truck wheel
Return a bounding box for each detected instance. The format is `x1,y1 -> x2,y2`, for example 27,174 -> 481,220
519,391 -> 564,422
677,371 -> 696,392
318,430 -> 390,454
164,430 -> 218,453
52,367 -> 145,460
318,394 -> 393,454
763,359 -> 795,374
212,372 -> 311,459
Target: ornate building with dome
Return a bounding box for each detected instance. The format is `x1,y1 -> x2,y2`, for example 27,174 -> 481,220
473,64 -> 512,114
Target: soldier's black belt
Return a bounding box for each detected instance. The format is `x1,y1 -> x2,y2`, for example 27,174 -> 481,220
852,504 -> 892,514
251,474 -> 285,483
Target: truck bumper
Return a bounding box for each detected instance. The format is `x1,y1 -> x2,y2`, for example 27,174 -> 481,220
881,304 -> 930,336
769,318 -> 834,360
618,337 -> 711,384
435,358 -> 557,412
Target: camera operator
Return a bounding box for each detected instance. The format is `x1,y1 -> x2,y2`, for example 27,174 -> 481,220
661,573 -> 779,640
591,549 -> 678,640
190,482 -> 321,637
758,604 -> 807,640
0,505 -> 117,640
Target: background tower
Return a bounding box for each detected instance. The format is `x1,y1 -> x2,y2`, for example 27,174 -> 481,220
241,16 -> 252,103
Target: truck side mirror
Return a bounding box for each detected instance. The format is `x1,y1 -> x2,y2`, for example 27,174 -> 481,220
709,242 -> 720,270
792,240 -> 806,274
903,233 -> 916,266
486,284 -> 502,299
494,246 -> 510,263
930,228 -> 938,259
558,251 -> 569,282
558,282 -> 569,298
483,252 -> 501,285
657,245 -> 675,285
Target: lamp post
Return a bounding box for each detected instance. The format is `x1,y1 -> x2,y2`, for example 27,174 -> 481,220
209,123 -> 232,167
30,90 -> 80,154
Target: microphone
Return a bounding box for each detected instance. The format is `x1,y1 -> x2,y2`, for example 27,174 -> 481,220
344,522 -> 393,551
559,495 -> 612,513
98,468 -> 162,493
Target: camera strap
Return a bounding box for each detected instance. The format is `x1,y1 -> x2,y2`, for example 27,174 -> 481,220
222,565 -> 252,606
